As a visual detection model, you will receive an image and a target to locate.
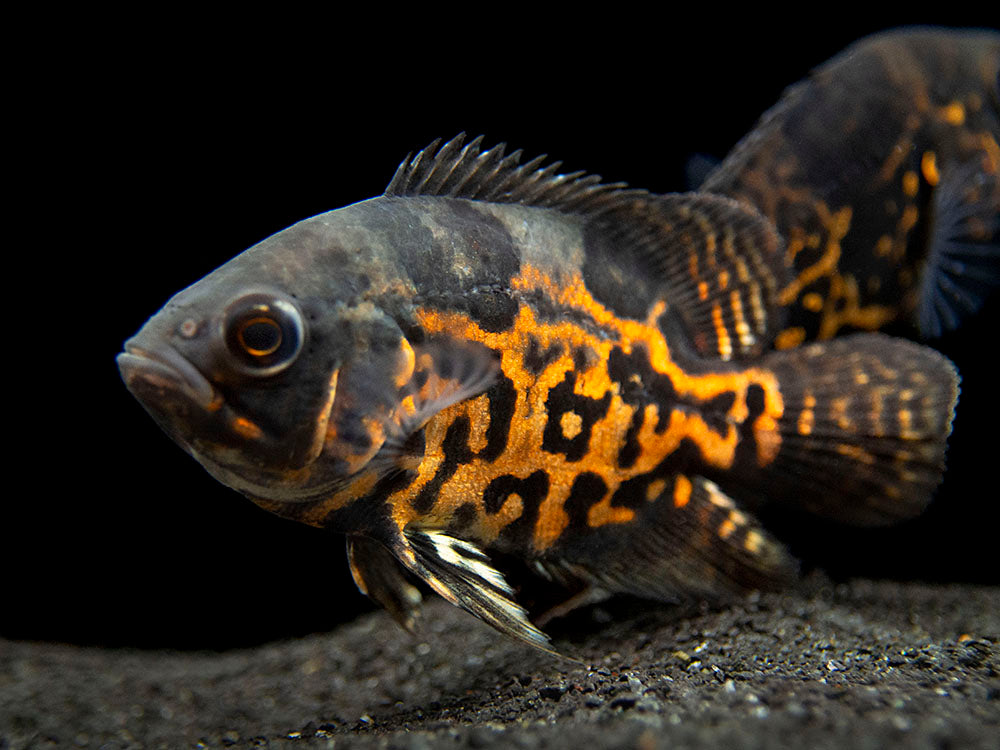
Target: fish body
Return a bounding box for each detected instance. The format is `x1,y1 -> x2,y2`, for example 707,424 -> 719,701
704,29 -> 1000,344
119,29 -> 994,653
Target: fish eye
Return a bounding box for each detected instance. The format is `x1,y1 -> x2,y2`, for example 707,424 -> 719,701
222,293 -> 304,376
238,316 -> 283,356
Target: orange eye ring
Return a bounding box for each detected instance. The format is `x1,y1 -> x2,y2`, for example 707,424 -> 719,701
222,292 -> 304,376
237,316 -> 283,357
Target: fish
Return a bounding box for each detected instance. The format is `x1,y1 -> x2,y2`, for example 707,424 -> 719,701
702,28 -> 1000,345
118,29 -> 995,655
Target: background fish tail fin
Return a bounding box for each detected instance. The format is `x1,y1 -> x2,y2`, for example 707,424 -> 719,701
917,161 -> 1000,338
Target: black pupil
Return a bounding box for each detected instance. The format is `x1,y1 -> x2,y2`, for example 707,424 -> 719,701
240,317 -> 282,356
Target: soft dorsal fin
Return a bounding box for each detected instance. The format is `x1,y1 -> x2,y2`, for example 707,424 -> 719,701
387,135 -> 788,359
617,192 -> 788,359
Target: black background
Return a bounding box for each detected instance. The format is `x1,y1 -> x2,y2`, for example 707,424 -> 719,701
10,17 -> 998,650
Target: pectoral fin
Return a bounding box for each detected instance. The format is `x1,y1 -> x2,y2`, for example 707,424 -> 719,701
383,338 -> 499,452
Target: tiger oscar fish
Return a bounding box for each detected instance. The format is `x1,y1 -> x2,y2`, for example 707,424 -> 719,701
119,29 -> 996,654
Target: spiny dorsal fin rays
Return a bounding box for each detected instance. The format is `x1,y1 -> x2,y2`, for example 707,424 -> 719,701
384,133 -> 644,221
409,135 -> 491,197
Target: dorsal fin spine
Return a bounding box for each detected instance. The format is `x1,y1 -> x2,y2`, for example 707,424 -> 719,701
445,139 -> 498,197
384,133 -> 649,222
440,134 -> 487,196
420,135 -> 468,195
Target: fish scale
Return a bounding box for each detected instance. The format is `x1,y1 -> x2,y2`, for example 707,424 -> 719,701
119,28 -> 995,656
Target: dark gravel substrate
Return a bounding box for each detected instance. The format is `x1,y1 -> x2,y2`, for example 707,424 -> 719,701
3,576 -> 998,749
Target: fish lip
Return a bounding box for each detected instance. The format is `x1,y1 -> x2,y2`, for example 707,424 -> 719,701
117,341 -> 218,410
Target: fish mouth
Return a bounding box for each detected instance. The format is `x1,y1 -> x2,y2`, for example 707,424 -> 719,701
117,340 -> 218,410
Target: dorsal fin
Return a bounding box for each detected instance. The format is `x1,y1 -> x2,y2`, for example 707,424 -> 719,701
387,135 -> 788,358
384,133 -> 648,221
614,192 -> 788,359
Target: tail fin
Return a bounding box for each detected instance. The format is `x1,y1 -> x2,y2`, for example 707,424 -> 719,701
753,334 -> 959,526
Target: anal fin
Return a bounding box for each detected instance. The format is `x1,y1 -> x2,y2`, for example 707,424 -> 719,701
537,474 -> 798,608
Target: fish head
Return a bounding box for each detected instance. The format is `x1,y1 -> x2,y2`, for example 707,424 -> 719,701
117,209 -> 422,505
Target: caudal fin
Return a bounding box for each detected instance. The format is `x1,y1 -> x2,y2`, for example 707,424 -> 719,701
755,334 -> 959,526
917,160 -> 1000,338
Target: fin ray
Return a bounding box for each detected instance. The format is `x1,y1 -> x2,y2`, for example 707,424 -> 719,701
383,338 -> 499,452
399,528 -> 558,655
347,536 -> 422,632
537,475 -> 798,607
634,193 -> 788,359
917,161 -> 1000,338
751,334 -> 960,525
384,133 -> 643,220
387,136 -> 788,358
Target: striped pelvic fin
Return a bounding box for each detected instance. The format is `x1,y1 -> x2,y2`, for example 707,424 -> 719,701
347,536 -> 423,633
399,528 -> 565,657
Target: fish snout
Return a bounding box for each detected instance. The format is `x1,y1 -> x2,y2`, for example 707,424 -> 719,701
117,339 -> 218,411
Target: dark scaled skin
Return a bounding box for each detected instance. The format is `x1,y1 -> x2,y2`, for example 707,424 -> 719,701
118,29 -> 986,654
703,29 -> 1000,345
